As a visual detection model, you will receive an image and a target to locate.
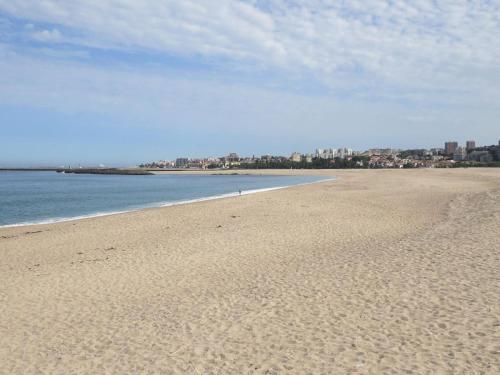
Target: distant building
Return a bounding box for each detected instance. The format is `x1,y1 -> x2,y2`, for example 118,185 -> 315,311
468,151 -> 493,163
466,140 -> 476,151
291,152 -> 302,162
452,147 -> 467,162
429,148 -> 444,156
368,148 -> 394,156
175,158 -> 189,167
445,141 -> 458,156
315,148 -> 331,159
337,148 -> 353,159
316,148 -> 337,159
226,153 -> 240,163
315,147 -> 353,159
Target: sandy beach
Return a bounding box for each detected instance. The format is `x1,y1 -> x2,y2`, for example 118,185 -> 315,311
1,169 -> 499,374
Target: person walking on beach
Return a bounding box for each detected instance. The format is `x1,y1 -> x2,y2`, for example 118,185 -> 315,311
239,189 -> 242,195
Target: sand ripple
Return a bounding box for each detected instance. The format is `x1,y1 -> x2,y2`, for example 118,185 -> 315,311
1,169 -> 499,374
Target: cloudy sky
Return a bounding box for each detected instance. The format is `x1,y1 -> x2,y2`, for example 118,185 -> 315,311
1,1 -> 499,166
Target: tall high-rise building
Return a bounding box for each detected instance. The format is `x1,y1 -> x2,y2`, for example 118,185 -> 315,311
444,141 -> 458,155
466,140 -> 476,151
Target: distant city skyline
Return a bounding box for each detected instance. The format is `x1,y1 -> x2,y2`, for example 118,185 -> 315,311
139,139 -> 500,170
1,1 -> 500,166
2,136 -> 500,168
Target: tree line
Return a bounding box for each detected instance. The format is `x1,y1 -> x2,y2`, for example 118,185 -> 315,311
237,156 -> 370,169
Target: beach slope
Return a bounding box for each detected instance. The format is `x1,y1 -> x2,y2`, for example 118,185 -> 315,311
1,169 -> 499,374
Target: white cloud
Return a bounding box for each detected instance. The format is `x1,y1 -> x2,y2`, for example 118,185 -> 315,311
0,0 -> 499,150
0,0 -> 498,96
1,41 -> 497,150
30,28 -> 62,43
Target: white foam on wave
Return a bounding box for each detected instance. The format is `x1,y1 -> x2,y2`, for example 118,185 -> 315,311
0,177 -> 335,228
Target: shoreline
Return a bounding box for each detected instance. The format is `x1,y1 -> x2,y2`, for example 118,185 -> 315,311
0,176 -> 335,229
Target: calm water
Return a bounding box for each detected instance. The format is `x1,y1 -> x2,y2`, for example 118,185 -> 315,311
0,171 -> 329,227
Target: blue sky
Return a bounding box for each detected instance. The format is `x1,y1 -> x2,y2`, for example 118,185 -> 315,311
1,1 -> 499,166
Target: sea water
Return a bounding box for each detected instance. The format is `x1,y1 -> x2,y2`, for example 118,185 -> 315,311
0,171 -> 330,227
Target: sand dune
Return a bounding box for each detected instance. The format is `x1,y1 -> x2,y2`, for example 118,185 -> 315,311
1,169 -> 499,374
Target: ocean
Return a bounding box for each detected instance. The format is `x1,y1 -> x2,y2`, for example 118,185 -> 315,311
0,171 -> 330,227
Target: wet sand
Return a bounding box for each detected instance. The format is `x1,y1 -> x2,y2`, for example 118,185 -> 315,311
1,169 -> 499,374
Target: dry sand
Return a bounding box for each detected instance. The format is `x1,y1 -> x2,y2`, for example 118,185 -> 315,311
1,169 -> 499,374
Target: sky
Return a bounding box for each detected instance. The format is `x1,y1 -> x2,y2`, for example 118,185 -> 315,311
1,0 -> 499,166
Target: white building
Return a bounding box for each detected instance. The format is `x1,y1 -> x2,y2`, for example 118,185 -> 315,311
291,152 -> 302,162
315,147 -> 353,159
